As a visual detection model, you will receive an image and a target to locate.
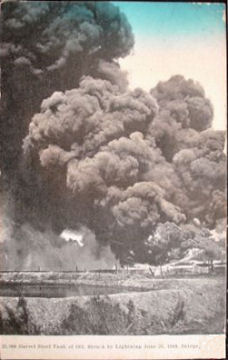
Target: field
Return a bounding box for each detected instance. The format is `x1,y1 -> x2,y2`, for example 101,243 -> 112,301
0,271 -> 226,335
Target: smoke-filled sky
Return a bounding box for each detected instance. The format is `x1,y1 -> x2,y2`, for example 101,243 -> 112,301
115,2 -> 226,131
0,1 -> 226,270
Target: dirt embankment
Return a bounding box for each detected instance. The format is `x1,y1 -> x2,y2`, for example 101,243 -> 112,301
0,277 -> 225,335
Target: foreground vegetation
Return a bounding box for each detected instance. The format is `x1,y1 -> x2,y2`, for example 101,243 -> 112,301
0,275 -> 225,335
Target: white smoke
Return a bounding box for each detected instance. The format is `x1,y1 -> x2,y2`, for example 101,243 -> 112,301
60,229 -> 84,247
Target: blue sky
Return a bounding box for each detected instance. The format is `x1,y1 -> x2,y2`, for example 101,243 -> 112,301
112,2 -> 226,132
113,2 -> 225,41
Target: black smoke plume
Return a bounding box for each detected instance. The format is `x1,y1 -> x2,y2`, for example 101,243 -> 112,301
1,1 -> 133,176
0,2 -> 226,269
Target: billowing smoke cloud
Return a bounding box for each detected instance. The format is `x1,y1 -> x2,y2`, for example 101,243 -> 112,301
22,73 -> 225,264
148,75 -> 214,161
1,1 -> 134,175
173,129 -> 226,225
0,2 -> 226,269
1,218 -> 118,271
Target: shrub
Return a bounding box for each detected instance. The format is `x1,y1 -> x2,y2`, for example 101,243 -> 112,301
0,296 -> 40,334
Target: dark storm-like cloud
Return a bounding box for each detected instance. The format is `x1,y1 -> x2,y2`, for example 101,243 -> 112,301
1,0 -> 134,172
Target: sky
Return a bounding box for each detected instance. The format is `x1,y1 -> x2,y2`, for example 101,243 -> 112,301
113,2 -> 226,131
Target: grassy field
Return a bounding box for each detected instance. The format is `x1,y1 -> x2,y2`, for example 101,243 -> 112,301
0,273 -> 226,335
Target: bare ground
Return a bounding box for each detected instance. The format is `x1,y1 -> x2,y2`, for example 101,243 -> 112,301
0,275 -> 225,335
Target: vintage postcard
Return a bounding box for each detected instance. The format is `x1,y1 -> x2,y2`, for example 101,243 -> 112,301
0,1 -> 226,359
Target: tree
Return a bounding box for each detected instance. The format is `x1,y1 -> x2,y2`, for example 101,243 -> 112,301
181,228 -> 224,272
145,222 -> 184,272
145,221 -> 224,274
